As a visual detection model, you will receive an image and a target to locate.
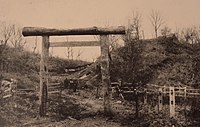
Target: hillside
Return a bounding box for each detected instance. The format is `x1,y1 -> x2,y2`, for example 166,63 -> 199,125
2,35 -> 198,89
0,47 -> 88,89
110,35 -> 200,88
58,35 -> 200,89
1,35 -> 200,126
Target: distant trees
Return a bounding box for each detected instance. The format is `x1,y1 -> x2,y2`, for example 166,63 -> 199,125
65,46 -> 73,59
10,24 -> 26,49
76,49 -> 82,60
64,37 -> 73,60
0,23 -> 15,70
0,22 -> 26,72
125,11 -> 143,42
0,23 -> 13,56
150,10 -> 164,38
32,36 -> 38,54
161,26 -> 172,37
178,27 -> 200,44
0,22 -> 25,51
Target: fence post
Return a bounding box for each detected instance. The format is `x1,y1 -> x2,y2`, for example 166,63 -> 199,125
158,87 -> 163,111
39,36 -> 49,117
184,87 -> 187,99
144,88 -> 147,105
100,35 -> 112,115
135,89 -> 139,118
184,87 -> 187,116
169,86 -> 175,118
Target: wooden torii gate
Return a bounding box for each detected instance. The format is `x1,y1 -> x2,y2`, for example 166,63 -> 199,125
22,26 -> 125,117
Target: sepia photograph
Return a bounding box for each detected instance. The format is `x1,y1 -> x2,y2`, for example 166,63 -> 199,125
0,0 -> 200,126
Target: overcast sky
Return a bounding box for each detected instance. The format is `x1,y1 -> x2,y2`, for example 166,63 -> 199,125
1,0 -> 200,61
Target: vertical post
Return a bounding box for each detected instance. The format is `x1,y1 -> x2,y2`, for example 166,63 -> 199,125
184,87 -> 187,115
135,89 -> 139,118
163,85 -> 166,94
184,87 -> 187,99
143,88 -> 147,105
158,87 -> 163,111
111,87 -> 114,99
39,36 -> 49,117
100,35 -> 111,115
169,86 -> 175,118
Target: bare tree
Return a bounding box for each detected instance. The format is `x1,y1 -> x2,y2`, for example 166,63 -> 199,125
0,23 -> 15,72
49,47 -> 54,57
161,26 -> 171,37
76,49 -> 83,60
0,23 -> 15,66
71,47 -> 73,60
150,10 -> 164,38
0,23 -> 13,51
184,27 -> 200,44
173,26 -> 200,44
32,36 -> 38,53
125,11 -> 143,42
10,25 -> 23,49
174,27 -> 181,39
109,35 -> 120,51
64,37 -> 74,60
65,47 -> 70,59
131,11 -> 142,40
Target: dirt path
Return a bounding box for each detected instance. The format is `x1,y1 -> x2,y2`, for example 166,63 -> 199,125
20,90 -> 134,127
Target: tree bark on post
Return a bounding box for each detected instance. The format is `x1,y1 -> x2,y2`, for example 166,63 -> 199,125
39,36 -> 49,117
100,35 -> 111,115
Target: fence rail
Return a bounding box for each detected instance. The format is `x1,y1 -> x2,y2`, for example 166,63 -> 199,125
0,79 -> 63,99
111,81 -> 200,118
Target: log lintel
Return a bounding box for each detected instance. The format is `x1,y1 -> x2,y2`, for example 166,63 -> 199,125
22,26 -> 126,36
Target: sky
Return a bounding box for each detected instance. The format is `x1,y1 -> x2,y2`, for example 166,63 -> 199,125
0,0 -> 200,61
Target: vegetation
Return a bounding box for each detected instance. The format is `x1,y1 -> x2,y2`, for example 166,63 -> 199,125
1,10 -> 200,126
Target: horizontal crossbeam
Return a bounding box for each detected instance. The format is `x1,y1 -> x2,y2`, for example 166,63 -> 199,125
22,26 -> 126,36
49,41 -> 100,47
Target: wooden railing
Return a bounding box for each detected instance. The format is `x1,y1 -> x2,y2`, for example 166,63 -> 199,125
111,82 -> 200,118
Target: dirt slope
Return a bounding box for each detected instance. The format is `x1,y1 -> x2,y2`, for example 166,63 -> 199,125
111,35 -> 199,88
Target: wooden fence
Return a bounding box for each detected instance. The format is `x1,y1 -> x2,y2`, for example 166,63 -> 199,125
48,82 -> 62,95
111,82 -> 200,118
0,79 -> 17,99
0,79 -> 63,109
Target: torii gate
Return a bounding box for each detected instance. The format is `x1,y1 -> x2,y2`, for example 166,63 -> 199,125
22,26 -> 125,117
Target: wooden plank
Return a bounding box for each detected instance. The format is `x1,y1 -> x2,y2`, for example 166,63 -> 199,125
111,82 -> 119,86
100,35 -> 111,115
39,36 -> 49,117
3,94 -> 12,98
22,26 -> 126,36
122,91 -> 135,93
17,89 -> 35,92
48,91 -> 60,94
48,85 -> 60,89
48,87 -> 60,91
4,88 -> 11,93
48,83 -> 61,86
16,92 -> 32,94
50,41 -> 100,47
187,93 -> 200,96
